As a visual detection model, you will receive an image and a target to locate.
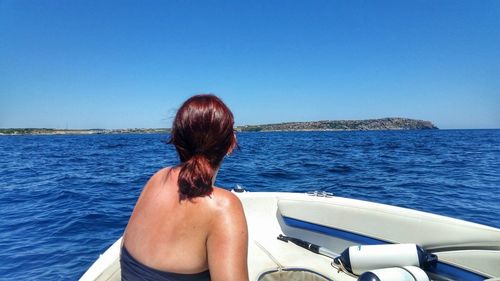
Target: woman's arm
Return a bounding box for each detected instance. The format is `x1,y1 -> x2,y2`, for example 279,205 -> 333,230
207,191 -> 249,281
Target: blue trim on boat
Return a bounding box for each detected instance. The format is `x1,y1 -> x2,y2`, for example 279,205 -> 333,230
282,216 -> 488,281
283,216 -> 388,245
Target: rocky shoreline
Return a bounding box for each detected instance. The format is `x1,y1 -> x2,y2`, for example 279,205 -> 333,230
1,118 -> 437,135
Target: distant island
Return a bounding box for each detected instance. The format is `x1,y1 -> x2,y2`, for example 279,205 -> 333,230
237,117 -> 438,132
0,118 -> 437,135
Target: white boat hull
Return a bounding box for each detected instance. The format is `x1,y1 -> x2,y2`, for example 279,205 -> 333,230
81,192 -> 500,281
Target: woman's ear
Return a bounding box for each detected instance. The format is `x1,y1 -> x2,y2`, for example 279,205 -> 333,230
227,132 -> 237,156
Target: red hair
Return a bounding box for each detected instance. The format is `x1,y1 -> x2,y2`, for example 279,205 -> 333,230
169,94 -> 236,199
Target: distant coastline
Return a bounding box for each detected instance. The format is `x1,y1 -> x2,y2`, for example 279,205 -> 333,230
0,128 -> 170,136
0,118 -> 437,135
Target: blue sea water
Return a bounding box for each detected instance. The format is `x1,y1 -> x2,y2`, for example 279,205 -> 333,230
0,129 -> 499,280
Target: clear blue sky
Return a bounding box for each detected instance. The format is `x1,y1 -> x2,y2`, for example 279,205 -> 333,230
1,1 -> 499,129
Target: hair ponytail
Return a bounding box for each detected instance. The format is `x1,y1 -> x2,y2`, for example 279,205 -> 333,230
169,94 -> 236,200
178,154 -> 214,199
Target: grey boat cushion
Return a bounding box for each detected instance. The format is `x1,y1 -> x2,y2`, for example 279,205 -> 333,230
259,269 -> 331,281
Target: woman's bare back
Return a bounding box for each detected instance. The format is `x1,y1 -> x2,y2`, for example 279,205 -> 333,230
122,167 -> 248,279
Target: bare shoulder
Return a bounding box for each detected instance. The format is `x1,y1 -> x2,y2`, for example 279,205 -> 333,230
143,167 -> 173,187
208,187 -> 247,237
151,166 -> 173,181
207,187 -> 249,280
135,167 -> 175,200
211,187 -> 244,213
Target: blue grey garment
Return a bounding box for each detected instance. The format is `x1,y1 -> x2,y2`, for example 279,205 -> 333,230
120,246 -> 211,281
